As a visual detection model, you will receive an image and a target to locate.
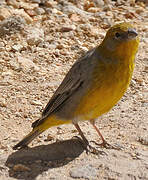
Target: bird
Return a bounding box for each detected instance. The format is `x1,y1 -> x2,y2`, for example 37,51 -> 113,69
13,22 -> 139,151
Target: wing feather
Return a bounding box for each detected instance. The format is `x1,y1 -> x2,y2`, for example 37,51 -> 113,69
32,48 -> 96,128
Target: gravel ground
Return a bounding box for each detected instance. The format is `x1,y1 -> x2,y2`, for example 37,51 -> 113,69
0,0 -> 148,179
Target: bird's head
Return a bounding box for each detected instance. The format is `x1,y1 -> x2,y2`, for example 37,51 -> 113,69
100,22 -> 139,59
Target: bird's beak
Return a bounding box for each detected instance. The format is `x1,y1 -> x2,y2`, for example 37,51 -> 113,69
128,28 -> 138,39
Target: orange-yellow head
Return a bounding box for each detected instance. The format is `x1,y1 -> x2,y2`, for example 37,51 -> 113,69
100,22 -> 139,60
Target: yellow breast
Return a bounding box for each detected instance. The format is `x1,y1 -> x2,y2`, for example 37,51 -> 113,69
74,40 -> 138,120
74,67 -> 132,120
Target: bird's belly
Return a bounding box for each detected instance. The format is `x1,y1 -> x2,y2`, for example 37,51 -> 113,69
74,78 -> 129,121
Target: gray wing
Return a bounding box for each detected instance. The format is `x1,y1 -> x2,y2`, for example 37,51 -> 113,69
32,48 -> 97,128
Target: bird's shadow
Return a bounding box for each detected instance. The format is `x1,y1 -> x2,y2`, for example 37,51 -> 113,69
5,138 -> 85,180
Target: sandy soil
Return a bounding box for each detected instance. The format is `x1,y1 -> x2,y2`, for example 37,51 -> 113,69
0,0 -> 148,179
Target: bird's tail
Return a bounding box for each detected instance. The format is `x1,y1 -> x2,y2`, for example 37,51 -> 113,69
13,115 -> 71,150
13,128 -> 42,150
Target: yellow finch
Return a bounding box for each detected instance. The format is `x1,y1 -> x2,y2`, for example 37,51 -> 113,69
13,22 -> 139,150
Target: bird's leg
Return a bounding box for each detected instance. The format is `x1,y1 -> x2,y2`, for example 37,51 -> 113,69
73,123 -> 89,146
90,119 -> 108,147
73,123 -> 106,155
90,119 -> 121,150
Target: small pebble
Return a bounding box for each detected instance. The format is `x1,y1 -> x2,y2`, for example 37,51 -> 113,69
138,135 -> 148,146
70,164 -> 97,179
13,164 -> 31,172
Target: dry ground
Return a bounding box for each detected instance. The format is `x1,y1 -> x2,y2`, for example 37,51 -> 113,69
0,0 -> 148,179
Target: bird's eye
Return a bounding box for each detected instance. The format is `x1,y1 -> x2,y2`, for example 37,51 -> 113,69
115,32 -> 121,39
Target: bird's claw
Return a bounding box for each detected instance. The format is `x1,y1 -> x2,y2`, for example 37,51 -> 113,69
73,136 -> 107,155
87,144 -> 107,155
90,140 -> 123,150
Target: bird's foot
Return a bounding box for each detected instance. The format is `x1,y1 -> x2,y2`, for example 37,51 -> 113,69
87,144 -> 107,155
91,140 -> 123,150
73,136 -> 107,155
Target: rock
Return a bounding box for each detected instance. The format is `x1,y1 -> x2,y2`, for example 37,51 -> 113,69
69,13 -> 80,22
7,0 -> 19,8
138,135 -> 148,145
27,27 -> 44,46
124,11 -> 136,19
103,4 -> 112,11
18,2 -> 38,10
11,9 -> 33,24
60,25 -> 76,32
0,42 -> 5,51
12,44 -> 23,52
1,70 -> 13,77
135,7 -> 144,14
30,100 -> 42,106
35,7 -> 45,15
0,0 -> 6,5
7,0 -> 38,9
13,164 -> 31,172
17,56 -> 40,71
136,0 -> 148,4
136,150 -> 148,162
0,7 -> 11,21
87,7 -> 100,13
84,1 -> 95,11
143,37 -> 148,43
9,59 -> 20,71
0,16 -> 25,37
44,0 -> 57,8
45,134 -> 54,142
47,44 -> 57,49
90,27 -> 100,37
51,8 -> 58,14
141,102 -> 148,107
0,98 -> 6,107
70,164 -> 97,179
62,5 -> 91,16
93,0 -> 105,7
25,9 -> 37,17
31,0 -> 41,3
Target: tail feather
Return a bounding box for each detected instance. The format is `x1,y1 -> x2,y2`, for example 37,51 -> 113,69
13,116 -> 47,150
13,116 -> 71,150
13,129 -> 42,150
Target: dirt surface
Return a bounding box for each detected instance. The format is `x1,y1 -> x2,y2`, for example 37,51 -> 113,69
0,0 -> 148,179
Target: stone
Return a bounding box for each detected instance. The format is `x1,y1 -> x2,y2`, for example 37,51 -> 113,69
62,5 -> 91,16
12,44 -> 23,52
88,7 -> 100,13
0,0 -> 6,5
0,16 -> 25,37
31,0 -> 41,3
11,9 -> 33,24
93,0 -> 105,7
70,164 -> 97,179
25,9 -> 37,17
7,0 -> 19,8
0,42 -> 5,51
0,98 -> 6,107
69,13 -> 80,22
0,7 -> 11,21
45,0 -> 57,7
13,164 -> 31,172
31,100 -> 42,106
60,25 -> 76,32
35,7 -> 45,15
27,27 -> 44,46
138,135 -> 148,145
19,2 -> 38,10
17,56 -> 40,71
